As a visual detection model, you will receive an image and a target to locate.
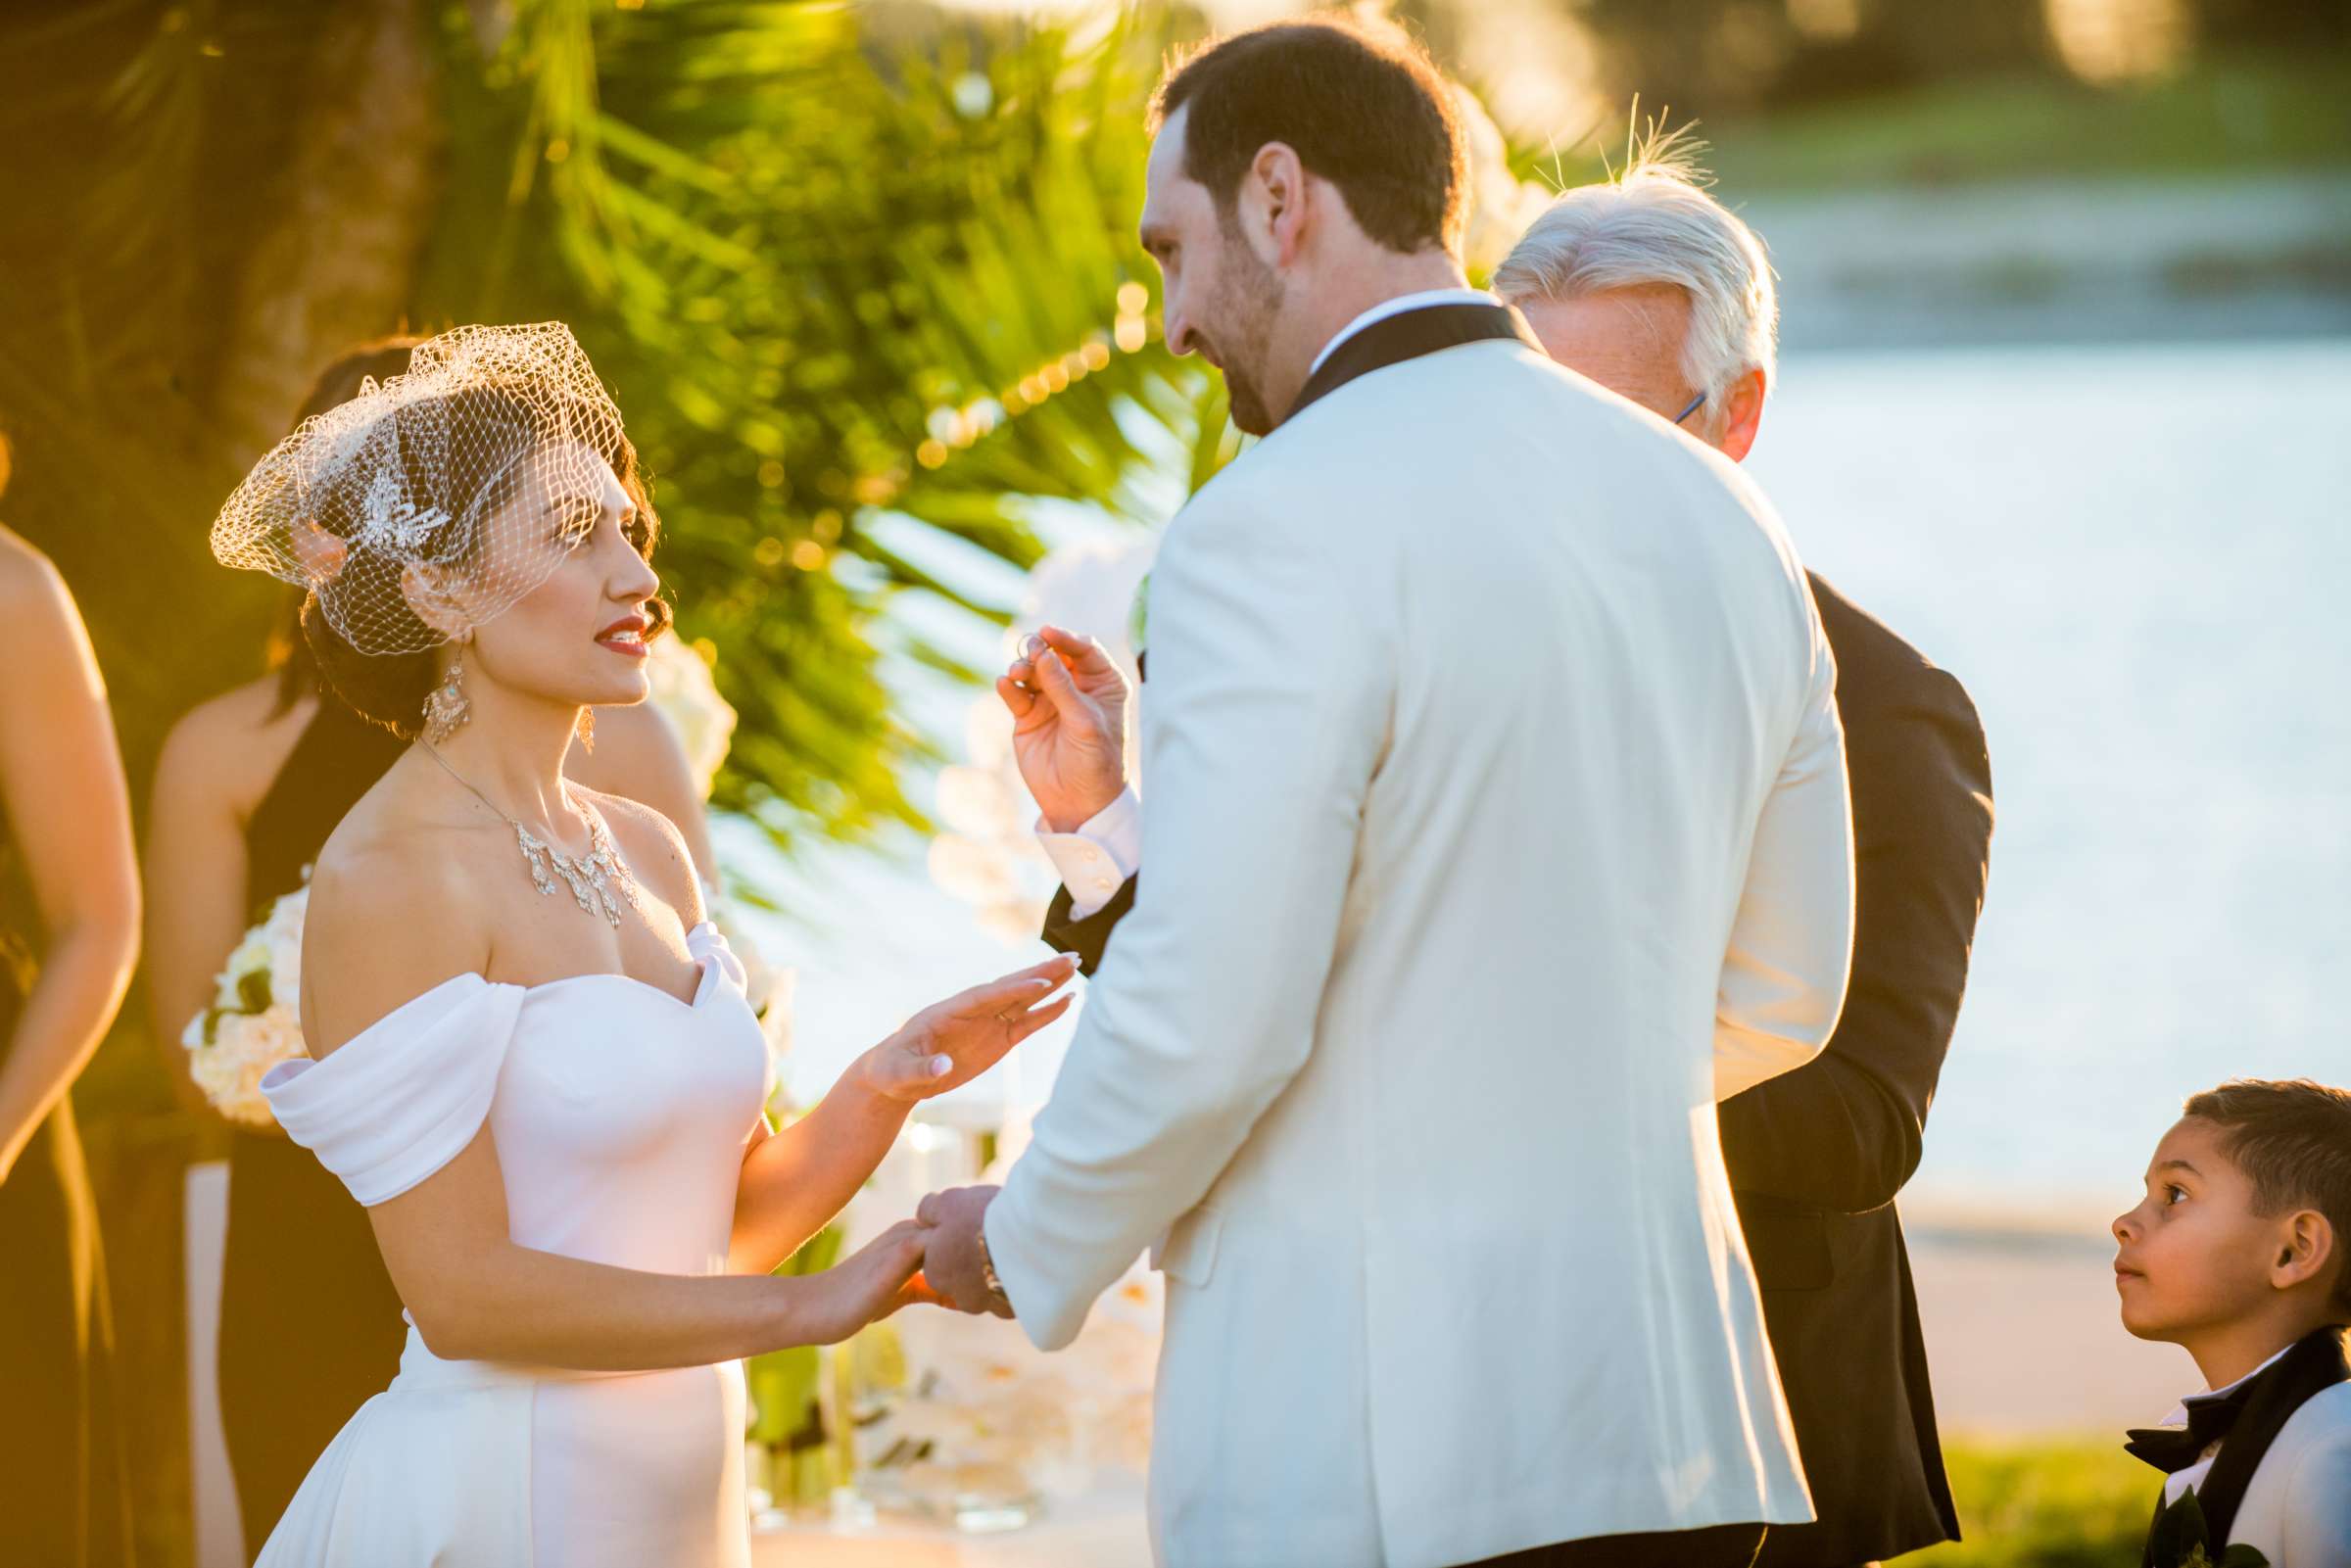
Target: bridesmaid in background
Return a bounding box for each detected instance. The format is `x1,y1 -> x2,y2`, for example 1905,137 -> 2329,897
0,431 -> 141,1564
143,339 -> 717,1552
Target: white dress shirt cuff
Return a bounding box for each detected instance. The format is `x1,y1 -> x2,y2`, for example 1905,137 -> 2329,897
1036,787 -> 1141,920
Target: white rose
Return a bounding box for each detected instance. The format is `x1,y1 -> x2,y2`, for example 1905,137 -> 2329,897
190,1003 -> 309,1128
262,886 -> 309,1004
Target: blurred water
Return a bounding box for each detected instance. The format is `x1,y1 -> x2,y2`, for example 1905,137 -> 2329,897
738,336 -> 2351,1218
1745,337 -> 2351,1212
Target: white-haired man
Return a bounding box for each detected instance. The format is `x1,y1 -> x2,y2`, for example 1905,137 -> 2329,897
1483,157 -> 1994,1568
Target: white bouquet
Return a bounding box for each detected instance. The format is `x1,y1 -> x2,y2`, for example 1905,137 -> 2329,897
183,886 -> 312,1128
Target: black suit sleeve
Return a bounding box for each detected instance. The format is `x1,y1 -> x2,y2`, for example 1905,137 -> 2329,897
1719,589 -> 1994,1214
1040,874 -> 1138,977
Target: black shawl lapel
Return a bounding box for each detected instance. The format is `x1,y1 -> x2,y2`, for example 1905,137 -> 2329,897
1132,300 -> 1541,688
1281,301 -> 1541,428
2195,1327 -> 2351,1544
2141,1326 -> 2351,1562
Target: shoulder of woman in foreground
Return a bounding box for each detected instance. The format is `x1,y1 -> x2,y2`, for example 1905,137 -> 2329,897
0,522 -> 57,594
303,795 -> 492,1054
574,784 -> 704,927
0,524 -> 95,647
0,529 -> 132,758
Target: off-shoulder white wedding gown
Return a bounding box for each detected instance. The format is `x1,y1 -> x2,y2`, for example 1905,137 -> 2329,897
253,923 -> 769,1567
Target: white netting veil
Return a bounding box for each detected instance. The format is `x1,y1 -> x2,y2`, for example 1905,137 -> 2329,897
211,322 -> 628,656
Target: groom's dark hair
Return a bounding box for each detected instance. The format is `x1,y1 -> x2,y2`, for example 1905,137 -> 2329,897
1152,15 -> 1466,258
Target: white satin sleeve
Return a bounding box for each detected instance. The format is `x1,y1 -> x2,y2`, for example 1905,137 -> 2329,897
261,978 -> 527,1207
685,920 -> 748,998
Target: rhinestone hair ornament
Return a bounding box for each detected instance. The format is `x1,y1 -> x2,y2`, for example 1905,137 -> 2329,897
211,322 -> 627,656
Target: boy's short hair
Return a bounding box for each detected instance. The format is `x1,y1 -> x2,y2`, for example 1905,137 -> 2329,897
2184,1078 -> 2351,1315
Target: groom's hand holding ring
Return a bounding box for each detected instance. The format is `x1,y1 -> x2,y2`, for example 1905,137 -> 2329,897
914,1184 -> 1015,1319
997,624 -> 1129,833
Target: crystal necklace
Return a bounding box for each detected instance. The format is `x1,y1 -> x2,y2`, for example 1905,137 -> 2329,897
418,742 -> 642,927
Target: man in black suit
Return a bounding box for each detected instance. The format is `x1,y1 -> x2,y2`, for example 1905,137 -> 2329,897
1002,153 -> 1993,1568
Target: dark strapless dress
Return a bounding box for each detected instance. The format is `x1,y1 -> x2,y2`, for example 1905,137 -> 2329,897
218,695 -> 409,1554
0,876 -> 135,1563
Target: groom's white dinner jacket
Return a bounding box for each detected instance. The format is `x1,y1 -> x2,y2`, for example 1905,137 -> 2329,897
984,305 -> 1854,1568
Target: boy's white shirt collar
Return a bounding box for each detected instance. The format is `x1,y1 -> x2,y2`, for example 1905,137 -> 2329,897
2156,1341 -> 2298,1505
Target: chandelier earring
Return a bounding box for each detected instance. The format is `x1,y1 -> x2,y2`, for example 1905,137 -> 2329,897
574,707 -> 596,754
421,641 -> 473,744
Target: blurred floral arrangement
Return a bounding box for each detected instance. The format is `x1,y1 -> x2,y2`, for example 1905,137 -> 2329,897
878,1241 -> 1161,1512
748,1112 -> 1165,1529
648,635 -> 740,805
182,885 -> 310,1128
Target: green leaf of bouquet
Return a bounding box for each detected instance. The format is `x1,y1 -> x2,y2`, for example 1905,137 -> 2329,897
236,968 -> 272,1015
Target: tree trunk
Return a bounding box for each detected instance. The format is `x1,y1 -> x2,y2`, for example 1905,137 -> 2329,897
212,0 -> 445,468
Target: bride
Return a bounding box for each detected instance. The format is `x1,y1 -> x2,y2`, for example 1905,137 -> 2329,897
210,322 -> 1076,1566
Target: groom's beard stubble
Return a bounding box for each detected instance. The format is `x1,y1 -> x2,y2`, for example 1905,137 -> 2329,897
1204,230 -> 1286,436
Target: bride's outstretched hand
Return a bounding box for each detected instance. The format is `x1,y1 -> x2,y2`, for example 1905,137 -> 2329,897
802,1219 -> 940,1344
859,954 -> 1080,1104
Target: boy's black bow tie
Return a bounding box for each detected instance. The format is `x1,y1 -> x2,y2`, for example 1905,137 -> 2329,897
2125,1386 -> 2254,1474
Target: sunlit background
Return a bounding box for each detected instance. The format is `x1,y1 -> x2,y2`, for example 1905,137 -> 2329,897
2,0 -> 2345,1560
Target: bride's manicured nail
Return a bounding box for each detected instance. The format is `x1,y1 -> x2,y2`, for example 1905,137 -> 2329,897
930,1055 -> 953,1077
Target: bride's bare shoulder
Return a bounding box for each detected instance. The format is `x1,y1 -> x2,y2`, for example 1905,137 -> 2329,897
304,776 -> 494,1052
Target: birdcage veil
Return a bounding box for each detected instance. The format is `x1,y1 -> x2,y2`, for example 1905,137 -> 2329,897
211,322 -> 627,657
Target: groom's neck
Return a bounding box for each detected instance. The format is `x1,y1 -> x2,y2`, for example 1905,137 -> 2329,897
1270,247 -> 1473,418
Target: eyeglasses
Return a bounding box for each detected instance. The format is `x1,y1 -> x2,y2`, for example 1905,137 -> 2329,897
1671,391 -> 1706,426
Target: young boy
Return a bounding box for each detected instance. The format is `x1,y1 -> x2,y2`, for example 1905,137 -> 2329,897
2114,1078 -> 2351,1565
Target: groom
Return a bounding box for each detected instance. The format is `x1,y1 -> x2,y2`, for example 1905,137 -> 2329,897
918,18 -> 1855,1566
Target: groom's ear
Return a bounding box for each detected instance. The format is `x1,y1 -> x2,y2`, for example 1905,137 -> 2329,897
1241,141 -> 1309,267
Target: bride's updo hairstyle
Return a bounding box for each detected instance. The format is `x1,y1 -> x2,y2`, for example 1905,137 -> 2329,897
265,337 -> 419,718
212,323 -> 671,737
